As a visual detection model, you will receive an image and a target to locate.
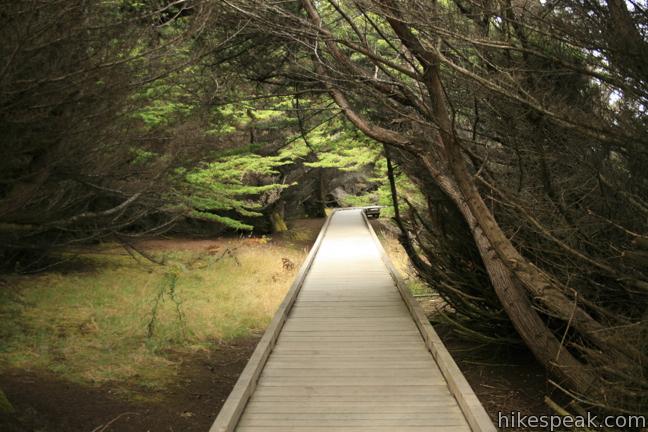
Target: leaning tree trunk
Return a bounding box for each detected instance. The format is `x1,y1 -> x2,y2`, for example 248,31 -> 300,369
383,0 -> 639,370
418,158 -> 595,391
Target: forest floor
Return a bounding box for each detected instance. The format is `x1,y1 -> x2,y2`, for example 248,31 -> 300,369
1,217 -> 548,431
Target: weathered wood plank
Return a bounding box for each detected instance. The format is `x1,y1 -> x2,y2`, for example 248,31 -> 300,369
250,395 -> 457,402
264,360 -> 436,368
261,367 -> 443,377
277,335 -> 423,342
279,329 -> 420,334
268,353 -> 435,361
236,427 -> 470,432
257,375 -> 445,386
252,384 -> 455,396
245,400 -> 460,409
237,413 -> 468,427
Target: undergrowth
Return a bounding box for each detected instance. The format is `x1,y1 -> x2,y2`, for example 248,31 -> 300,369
0,238 -> 305,396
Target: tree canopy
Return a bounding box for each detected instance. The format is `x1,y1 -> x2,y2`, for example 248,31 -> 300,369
1,0 -> 647,416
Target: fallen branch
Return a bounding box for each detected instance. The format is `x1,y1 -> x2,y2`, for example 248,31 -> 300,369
90,412 -> 138,432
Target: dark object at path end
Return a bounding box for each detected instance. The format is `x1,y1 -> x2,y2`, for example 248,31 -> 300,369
363,206 -> 381,219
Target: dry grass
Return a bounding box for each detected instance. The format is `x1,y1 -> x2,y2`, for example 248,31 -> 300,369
372,222 -> 434,296
0,237 -> 307,394
372,221 -> 446,317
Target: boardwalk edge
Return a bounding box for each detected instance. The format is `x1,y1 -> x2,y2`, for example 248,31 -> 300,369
362,212 -> 497,432
208,210 -> 336,432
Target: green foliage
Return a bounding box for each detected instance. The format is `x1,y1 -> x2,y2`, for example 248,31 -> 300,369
207,98 -> 296,135
181,153 -> 294,229
130,148 -> 156,165
300,117 -> 382,170
133,81 -> 194,128
306,146 -> 379,171
337,155 -> 422,219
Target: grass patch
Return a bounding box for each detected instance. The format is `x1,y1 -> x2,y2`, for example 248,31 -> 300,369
373,222 -> 434,297
0,238 -> 307,396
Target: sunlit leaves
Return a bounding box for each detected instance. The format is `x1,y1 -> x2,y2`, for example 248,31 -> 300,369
180,153 -> 293,230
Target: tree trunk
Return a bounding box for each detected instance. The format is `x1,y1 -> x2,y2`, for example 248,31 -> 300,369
269,202 -> 287,232
385,147 -> 431,273
418,157 -> 595,391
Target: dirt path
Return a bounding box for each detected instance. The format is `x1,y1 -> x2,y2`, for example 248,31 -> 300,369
0,339 -> 257,432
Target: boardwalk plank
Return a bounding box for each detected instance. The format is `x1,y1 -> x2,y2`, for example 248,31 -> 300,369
210,209 -> 494,432
237,427 -> 470,432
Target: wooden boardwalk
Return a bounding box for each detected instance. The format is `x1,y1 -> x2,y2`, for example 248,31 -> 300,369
210,209 -> 495,432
